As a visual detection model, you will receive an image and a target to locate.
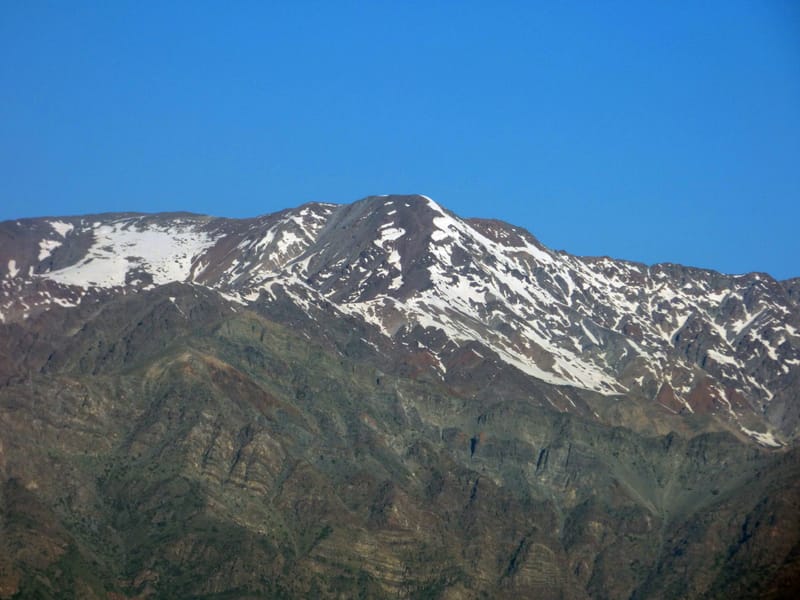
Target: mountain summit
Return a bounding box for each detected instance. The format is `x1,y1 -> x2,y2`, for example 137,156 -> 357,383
1,195 -> 799,598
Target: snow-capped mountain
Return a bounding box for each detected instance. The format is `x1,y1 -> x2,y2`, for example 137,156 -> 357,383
2,195 -> 798,445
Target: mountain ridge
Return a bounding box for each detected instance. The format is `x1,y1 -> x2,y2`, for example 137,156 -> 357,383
1,194 -> 799,598
2,194 -> 798,446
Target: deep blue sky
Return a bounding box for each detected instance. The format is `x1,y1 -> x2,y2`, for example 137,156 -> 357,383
2,2 -> 799,279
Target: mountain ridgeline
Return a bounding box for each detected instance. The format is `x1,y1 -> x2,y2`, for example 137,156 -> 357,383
0,195 -> 798,598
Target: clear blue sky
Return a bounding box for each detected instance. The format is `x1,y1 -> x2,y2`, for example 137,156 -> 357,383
2,2 -> 799,279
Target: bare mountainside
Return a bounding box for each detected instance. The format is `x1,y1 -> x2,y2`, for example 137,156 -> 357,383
0,195 -> 798,598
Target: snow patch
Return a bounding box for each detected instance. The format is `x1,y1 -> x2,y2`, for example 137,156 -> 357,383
581,321 -> 600,345
38,239 -> 62,261
374,225 -> 405,246
706,348 -> 738,366
740,426 -> 782,448
44,219 -> 215,288
49,221 -> 74,237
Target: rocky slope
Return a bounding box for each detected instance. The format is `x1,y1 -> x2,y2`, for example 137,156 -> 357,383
0,195 -> 798,598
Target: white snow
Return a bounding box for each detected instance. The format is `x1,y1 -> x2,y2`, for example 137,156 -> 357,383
387,249 -> 401,269
374,225 -> 406,246
217,290 -> 248,305
38,239 -> 62,261
275,230 -> 305,257
387,275 -> 403,291
706,348 -> 739,366
44,218 -> 215,288
430,229 -> 449,242
581,321 -> 601,345
168,296 -> 187,317
52,297 -> 77,308
48,221 -> 74,237
740,426 -> 782,448
7,260 -> 19,278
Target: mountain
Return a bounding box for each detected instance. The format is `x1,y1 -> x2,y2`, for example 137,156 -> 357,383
3,195 -> 798,442
0,195 -> 798,598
